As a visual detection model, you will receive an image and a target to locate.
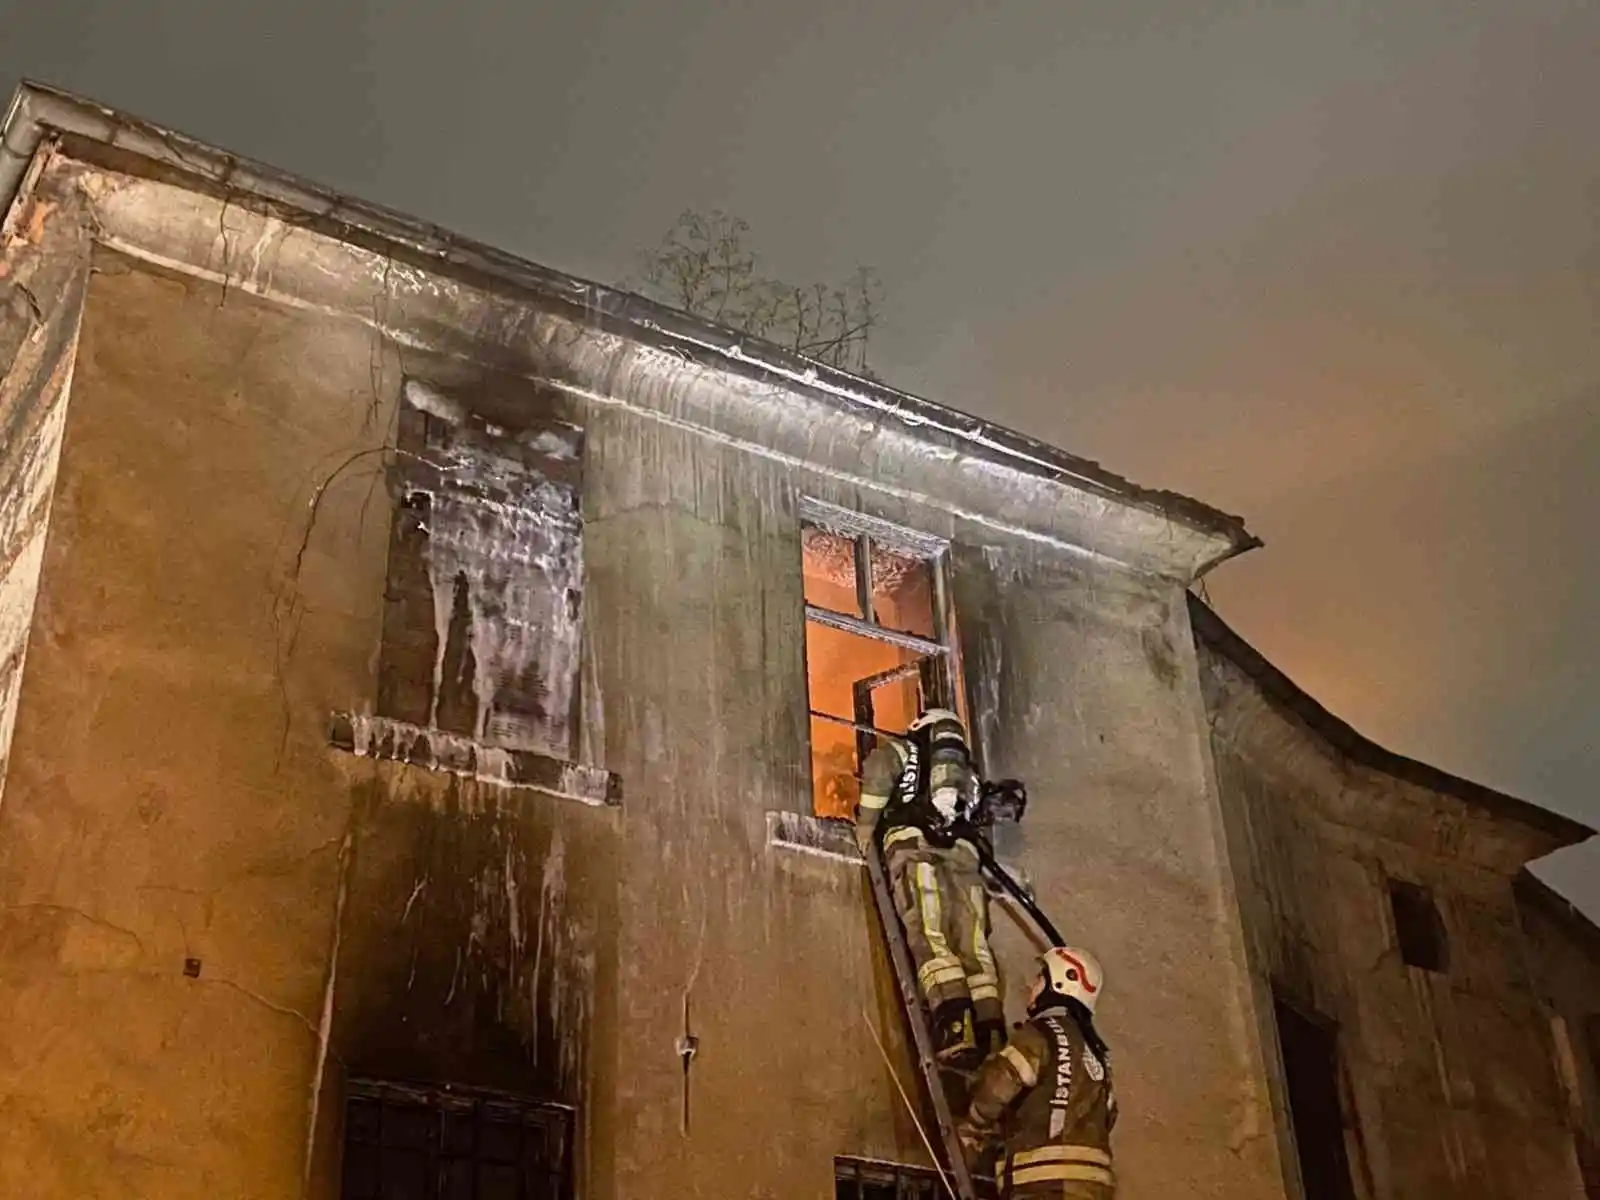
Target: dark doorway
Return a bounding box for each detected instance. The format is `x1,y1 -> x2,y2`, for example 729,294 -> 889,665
1274,998 -> 1356,1200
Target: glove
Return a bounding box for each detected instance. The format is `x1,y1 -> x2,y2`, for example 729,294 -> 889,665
854,825 -> 875,856
955,1122 -> 985,1162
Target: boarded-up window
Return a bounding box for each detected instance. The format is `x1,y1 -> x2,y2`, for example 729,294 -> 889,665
341,1079 -> 571,1199
377,380 -> 584,760
1388,879 -> 1449,973
800,500 -> 966,820
1274,998 -> 1357,1200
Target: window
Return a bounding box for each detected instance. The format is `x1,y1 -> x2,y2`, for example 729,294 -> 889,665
800,500 -> 965,820
341,1079 -> 572,1199
1273,998 -> 1357,1200
1387,879 -> 1449,973
833,1156 -> 996,1199
377,380 -> 585,761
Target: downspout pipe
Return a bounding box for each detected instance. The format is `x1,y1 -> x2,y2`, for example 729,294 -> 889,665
1,82 -> 118,235
0,83 -> 49,234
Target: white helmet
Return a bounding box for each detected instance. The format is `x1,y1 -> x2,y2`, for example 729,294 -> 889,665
908,707 -> 964,735
1039,946 -> 1105,1014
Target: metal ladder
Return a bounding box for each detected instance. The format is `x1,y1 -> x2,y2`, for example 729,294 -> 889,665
863,841 -> 981,1200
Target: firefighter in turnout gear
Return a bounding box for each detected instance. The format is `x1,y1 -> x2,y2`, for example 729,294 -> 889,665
956,946 -> 1118,1197
854,707 -> 1002,1070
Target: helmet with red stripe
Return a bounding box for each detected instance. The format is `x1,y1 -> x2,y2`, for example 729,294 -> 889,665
1037,945 -> 1105,1015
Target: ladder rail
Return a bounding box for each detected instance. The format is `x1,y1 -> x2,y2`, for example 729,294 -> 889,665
863,842 -> 980,1200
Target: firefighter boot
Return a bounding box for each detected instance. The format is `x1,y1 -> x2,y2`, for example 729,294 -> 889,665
933,1000 -> 982,1071
975,1017 -> 1008,1059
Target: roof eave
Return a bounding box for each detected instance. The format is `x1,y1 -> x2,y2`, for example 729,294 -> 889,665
1189,594 -> 1595,850
1514,869 -> 1600,955
1,81 -> 1259,578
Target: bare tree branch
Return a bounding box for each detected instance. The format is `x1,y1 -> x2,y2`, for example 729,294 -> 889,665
628,210 -> 883,377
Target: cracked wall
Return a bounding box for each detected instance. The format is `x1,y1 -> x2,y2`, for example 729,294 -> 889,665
946,542 -> 1285,1199
1198,634 -> 1590,1198
0,252 -> 392,1198
0,143 -> 1290,1200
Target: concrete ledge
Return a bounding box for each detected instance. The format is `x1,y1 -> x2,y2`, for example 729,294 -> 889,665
329,712 -> 620,806
766,810 -> 861,864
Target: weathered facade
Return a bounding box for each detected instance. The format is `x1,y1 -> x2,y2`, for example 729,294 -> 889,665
1516,873 -> 1600,1197
0,84 -> 1281,1199
1194,599 -> 1597,1199
0,83 -> 1591,1200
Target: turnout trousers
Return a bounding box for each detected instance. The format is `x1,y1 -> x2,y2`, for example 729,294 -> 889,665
882,826 -> 1002,1029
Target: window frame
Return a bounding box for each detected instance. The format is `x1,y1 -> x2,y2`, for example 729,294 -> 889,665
331,377 -> 621,806
798,497 -> 967,763
833,1155 -> 997,1199
339,1077 -> 575,1200
1271,995 -> 1360,1200
1386,878 -> 1449,974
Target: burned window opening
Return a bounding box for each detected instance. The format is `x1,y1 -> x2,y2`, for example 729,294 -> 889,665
1273,997 -> 1358,1200
340,1078 -> 573,1200
833,1156 -> 997,1199
375,379 -> 586,765
800,501 -> 966,821
1388,879 -> 1449,974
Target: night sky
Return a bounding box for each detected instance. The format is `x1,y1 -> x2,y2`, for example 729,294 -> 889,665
3,1 -> 1595,917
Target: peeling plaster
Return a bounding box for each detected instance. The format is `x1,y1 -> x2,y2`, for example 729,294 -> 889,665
65,160 -> 1238,582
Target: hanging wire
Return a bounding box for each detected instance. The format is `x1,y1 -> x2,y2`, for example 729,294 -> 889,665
860,1007 -> 958,1200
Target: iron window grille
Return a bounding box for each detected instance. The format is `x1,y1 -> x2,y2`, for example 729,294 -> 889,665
341,1078 -> 573,1200
834,1155 -> 997,1199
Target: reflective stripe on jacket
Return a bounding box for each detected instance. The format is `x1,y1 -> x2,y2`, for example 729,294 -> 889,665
960,1006 -> 1117,1195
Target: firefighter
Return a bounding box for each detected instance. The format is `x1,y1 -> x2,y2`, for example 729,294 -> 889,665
956,946 -> 1118,1197
854,707 -> 1002,1069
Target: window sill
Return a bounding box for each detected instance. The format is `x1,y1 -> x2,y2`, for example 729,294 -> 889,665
328,713 -> 621,807
764,811 -> 1034,897
766,810 -> 862,864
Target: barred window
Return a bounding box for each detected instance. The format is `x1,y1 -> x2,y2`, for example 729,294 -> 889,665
341,1079 -> 572,1200
833,1156 -> 996,1199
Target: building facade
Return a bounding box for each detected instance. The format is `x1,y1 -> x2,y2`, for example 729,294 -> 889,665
1516,872 -> 1600,1197
1195,600 -> 1597,1199
0,84 -> 1592,1199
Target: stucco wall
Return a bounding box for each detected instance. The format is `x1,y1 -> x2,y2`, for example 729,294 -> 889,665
1516,876 -> 1600,1194
0,143 -> 1288,1199
1198,633 -> 1588,1199
0,255 -> 374,1195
